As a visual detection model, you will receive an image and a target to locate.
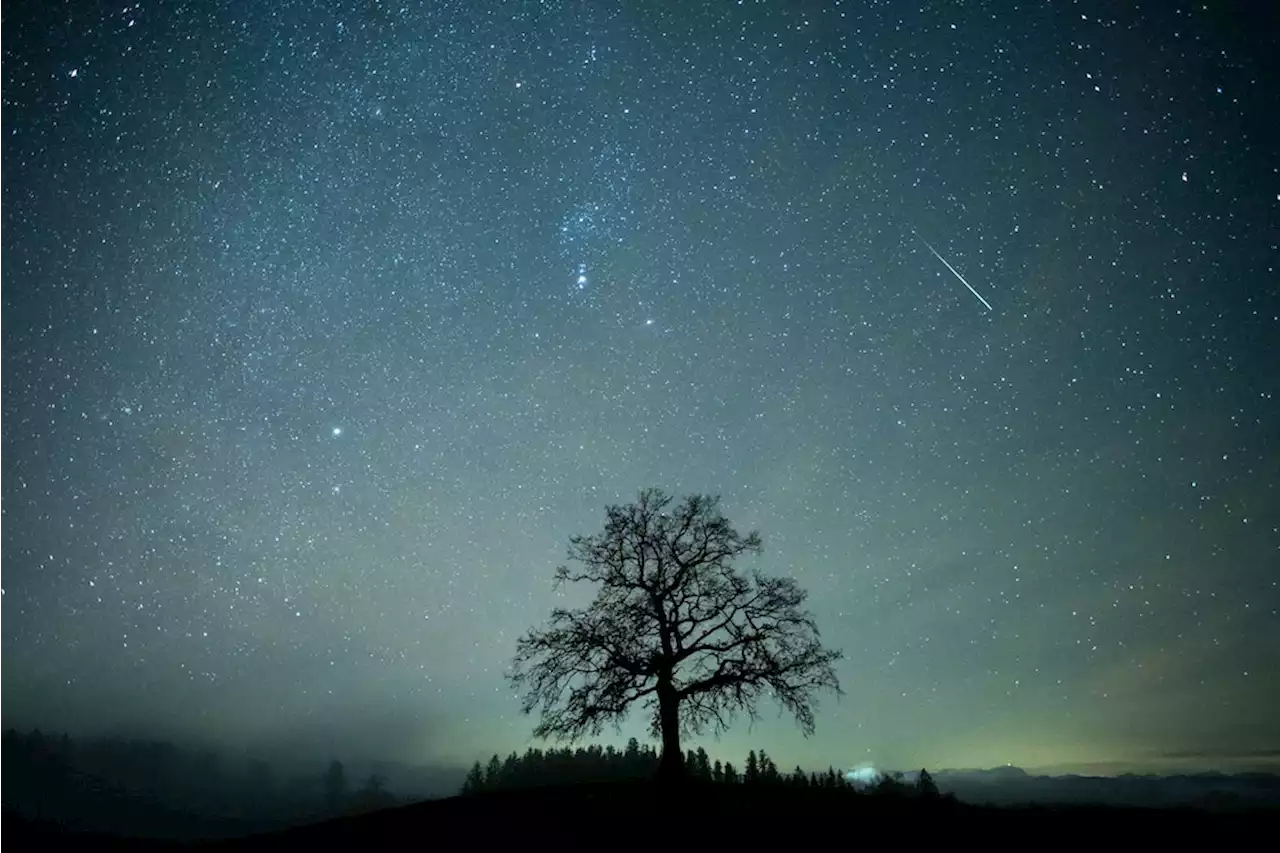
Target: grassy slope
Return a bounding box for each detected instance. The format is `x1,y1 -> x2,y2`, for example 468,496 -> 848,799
9,780 -> 1277,850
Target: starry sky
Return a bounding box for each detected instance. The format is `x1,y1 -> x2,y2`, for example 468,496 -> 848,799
3,1 -> 1278,776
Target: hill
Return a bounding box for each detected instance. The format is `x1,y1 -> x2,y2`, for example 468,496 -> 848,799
223,782 -> 1278,849
10,780 -> 1275,850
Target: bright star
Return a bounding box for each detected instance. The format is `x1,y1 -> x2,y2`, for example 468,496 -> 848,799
332,427 -> 343,437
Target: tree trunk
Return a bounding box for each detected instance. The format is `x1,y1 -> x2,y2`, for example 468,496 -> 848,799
655,680 -> 685,783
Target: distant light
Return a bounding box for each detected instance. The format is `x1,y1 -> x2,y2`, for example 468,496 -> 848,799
845,764 -> 879,785
332,427 -> 343,437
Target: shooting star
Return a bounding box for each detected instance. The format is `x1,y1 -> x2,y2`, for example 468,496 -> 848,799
912,228 -> 994,312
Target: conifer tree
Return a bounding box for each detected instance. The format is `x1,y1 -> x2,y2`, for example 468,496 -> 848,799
917,767 -> 939,798
693,747 -> 712,781
485,754 -> 502,789
462,761 -> 485,794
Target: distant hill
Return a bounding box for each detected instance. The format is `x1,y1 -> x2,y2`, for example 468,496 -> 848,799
926,766 -> 1280,811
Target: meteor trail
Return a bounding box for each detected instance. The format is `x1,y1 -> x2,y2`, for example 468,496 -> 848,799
912,228 -> 994,312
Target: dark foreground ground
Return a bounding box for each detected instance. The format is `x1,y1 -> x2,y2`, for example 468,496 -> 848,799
8,781 -> 1277,850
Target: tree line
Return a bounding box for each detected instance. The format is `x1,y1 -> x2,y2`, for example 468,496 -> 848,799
2,728 -> 398,839
460,738 -> 941,799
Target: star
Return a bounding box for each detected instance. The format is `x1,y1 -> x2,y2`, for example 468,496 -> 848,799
2,0 -> 1273,790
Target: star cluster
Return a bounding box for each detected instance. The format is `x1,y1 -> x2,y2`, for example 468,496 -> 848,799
3,1 -> 1277,773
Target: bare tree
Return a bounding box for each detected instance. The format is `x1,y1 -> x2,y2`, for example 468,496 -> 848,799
508,488 -> 843,782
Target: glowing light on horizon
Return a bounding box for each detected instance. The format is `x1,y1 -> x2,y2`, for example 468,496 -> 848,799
845,764 -> 879,785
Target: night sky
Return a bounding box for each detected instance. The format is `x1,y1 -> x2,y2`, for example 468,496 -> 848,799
4,1 -> 1278,776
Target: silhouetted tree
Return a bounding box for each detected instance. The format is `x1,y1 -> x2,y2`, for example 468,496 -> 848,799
791,766 -> 809,787
745,750 -> 761,785
509,490 -> 843,782
917,767 -> 939,798
350,773 -> 397,814
462,761 -> 485,794
712,759 -> 724,784
693,747 -> 713,781
502,752 -> 520,786
722,761 -> 740,784
758,750 -> 781,785
874,770 -> 907,797
622,737 -> 643,778
323,760 -> 347,812
485,754 -> 502,788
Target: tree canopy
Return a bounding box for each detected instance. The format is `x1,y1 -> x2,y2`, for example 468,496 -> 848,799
508,488 -> 843,780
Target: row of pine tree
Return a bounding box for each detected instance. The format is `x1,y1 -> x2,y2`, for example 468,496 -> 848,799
461,739 -> 940,798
